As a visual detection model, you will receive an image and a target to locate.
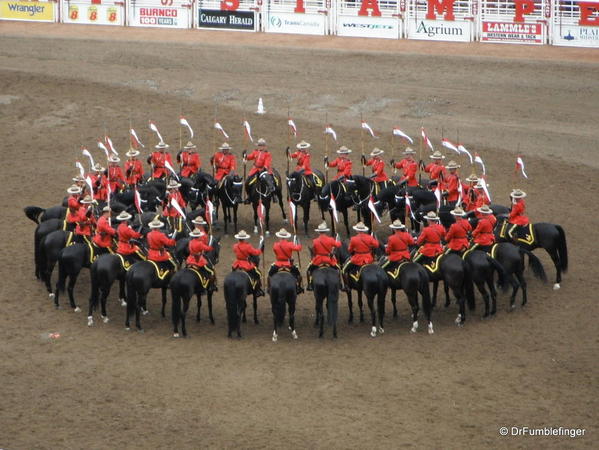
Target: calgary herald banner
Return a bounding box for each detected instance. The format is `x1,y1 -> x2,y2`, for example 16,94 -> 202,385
0,0 -> 56,21
197,8 -> 256,31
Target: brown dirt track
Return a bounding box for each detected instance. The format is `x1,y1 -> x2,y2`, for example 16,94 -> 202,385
1,22 -> 598,449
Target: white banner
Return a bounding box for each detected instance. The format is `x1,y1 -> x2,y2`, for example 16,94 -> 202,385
62,1 -> 125,26
407,18 -> 473,41
128,0 -> 192,28
552,1 -> 599,48
336,15 -> 401,39
265,12 -> 327,35
480,0 -> 549,45
405,0 -> 476,41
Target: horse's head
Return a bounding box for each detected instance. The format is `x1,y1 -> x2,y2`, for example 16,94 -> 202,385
226,175 -> 244,205
317,183 -> 331,210
206,235 -> 221,265
260,171 -> 276,194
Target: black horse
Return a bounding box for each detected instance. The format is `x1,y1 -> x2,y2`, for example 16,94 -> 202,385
170,236 -> 221,338
269,271 -> 298,342
286,169 -> 325,235
87,252 -> 129,326
317,175 -> 372,235
215,175 -> 243,234
496,217 -> 567,290
24,205 -> 66,224
39,229 -> 71,298
385,262 -> 434,335
247,169 -> 287,234
54,241 -> 97,311
31,218 -> 64,280
223,270 -> 253,338
311,267 -> 340,338
463,250 -> 508,319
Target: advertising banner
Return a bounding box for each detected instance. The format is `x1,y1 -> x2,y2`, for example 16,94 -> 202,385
479,0 -> 548,44
552,1 -> 599,48
405,0 -> 476,41
406,18 -> 473,41
62,1 -> 124,26
265,12 -> 326,35
198,8 -> 256,31
0,0 -> 56,21
128,0 -> 192,28
336,15 -> 401,39
481,21 -> 543,43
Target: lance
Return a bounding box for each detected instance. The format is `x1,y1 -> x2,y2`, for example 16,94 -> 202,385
360,112 -> 365,176
391,130 -> 396,175
418,122 -> 424,185
178,104 -> 183,170
324,112 -> 329,183
212,102 -> 218,177
242,114 -> 248,189
286,105 -> 291,176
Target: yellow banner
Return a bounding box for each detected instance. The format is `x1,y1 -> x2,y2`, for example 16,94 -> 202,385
0,1 -> 55,21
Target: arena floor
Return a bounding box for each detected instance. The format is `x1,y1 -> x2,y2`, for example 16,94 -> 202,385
1,22 -> 597,448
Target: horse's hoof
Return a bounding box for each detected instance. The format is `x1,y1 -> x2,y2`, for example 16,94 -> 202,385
253,226 -> 258,234
377,326 -> 384,335
173,333 -> 180,338
74,307 -> 81,313
125,327 -> 130,331
87,317 -> 93,327
265,231 -> 270,236
370,326 -> 377,338
553,283 -> 560,290
454,314 -> 462,324
272,333 -> 278,342
142,309 -> 149,316
138,329 -> 144,334
428,323 -> 434,335
120,299 -> 127,307
102,316 -> 109,324
457,322 -> 464,328
49,293 -> 55,299
411,321 -> 418,333
291,330 -> 298,340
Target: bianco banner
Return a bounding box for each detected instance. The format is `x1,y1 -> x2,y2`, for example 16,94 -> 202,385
0,0 -> 56,22
336,15 -> 401,39
128,0 -> 192,28
62,1 -> 124,26
406,19 -> 473,42
265,12 -> 326,35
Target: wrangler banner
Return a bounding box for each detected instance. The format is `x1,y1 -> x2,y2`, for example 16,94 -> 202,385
0,0 -> 56,21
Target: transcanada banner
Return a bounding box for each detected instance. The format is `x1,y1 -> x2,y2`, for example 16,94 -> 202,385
407,19 -> 473,42
198,8 -> 255,31
336,15 -> 400,39
0,0 -> 56,21
265,12 -> 326,36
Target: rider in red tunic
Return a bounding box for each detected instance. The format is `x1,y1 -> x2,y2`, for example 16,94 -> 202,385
344,221 -> 379,283
306,222 -> 343,291
326,146 -> 353,180
65,185 -> 83,232
445,207 -> 472,254
231,230 -> 264,297
73,195 -> 96,244
162,179 -> 187,232
471,205 -> 496,253
382,220 -> 415,278
89,164 -> 108,202
178,141 -> 201,178
364,148 -> 389,190
148,142 -> 173,180
414,211 -> 445,266
245,138 -> 272,177
507,189 -> 529,239
92,206 -> 116,255
125,149 -> 144,186
444,160 -> 462,207
115,211 -> 143,258
186,229 -> 216,292
268,228 -> 304,294
146,219 -> 177,272
393,147 -> 419,187
462,173 -> 480,212
107,155 -> 125,194
289,141 -> 313,176
212,142 -> 237,182
424,151 -> 447,189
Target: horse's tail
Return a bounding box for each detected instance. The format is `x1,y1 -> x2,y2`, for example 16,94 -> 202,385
24,206 -> 45,224
224,274 -> 242,334
171,289 -> 181,335
488,255 -> 509,293
556,225 -> 568,273
520,248 -> 547,283
418,267 -> 432,319
56,253 -> 67,294
89,264 -> 99,313
326,273 -> 339,327
463,263 -> 476,311
273,290 -> 286,328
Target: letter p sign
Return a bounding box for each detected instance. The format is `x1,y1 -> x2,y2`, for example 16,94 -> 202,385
514,0 -> 536,23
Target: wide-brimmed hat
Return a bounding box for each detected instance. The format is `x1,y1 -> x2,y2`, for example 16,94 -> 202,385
72,175 -> 85,183
425,211 -> 440,221
352,221 -> 369,232
80,195 -> 94,204
389,219 -> 406,230
430,151 -> 445,160
465,173 -> 479,183
155,142 -> 169,150
477,205 -> 493,215
192,216 -> 207,226
219,142 -> 231,151
446,160 -> 460,170
257,138 -> 267,147
510,189 -> 526,199
234,230 -> 250,240
184,141 -> 196,150
370,148 -> 384,157
189,229 -> 205,238
314,222 -> 330,233
67,185 -> 82,195
450,207 -> 466,217
93,163 -> 105,172
116,211 -> 132,221
167,179 -> 181,189
109,155 -> 120,163
337,146 -> 352,154
403,147 -> 416,155
296,140 -> 311,150
102,206 -> 111,213
275,228 -> 292,239
148,219 -> 164,229
126,149 -> 140,157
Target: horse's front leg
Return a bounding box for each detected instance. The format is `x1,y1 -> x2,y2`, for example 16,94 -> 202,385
233,204 -> 239,233
253,294 -> 259,324
444,280 -> 451,308
196,293 -> 202,322
118,277 -> 126,306
67,274 -> 81,312
161,287 -> 167,318
367,294 -> 377,337
277,189 -> 287,221
358,289 -> 365,323
252,202 -> 259,234
347,290 -> 354,324
289,299 -> 297,340
391,289 -> 398,318
303,203 -> 310,236
208,291 -> 214,325
181,298 -> 190,337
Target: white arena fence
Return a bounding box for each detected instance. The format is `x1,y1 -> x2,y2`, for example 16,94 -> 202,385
1,0 -> 598,48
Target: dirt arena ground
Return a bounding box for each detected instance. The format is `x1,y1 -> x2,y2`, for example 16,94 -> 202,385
1,22 -> 598,448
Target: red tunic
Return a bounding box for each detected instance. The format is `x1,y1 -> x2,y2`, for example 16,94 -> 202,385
232,241 -> 261,271
146,230 -> 176,262
107,166 -> 125,193
74,208 -> 95,236
186,238 -> 213,267
213,152 -> 237,181
398,160 -> 418,187
386,231 -> 415,262
472,216 -> 496,246
125,159 -> 144,185
472,191 -> 491,218
150,151 -> 173,179
290,151 -> 313,175
328,156 -> 352,179
66,195 -> 81,224
311,234 -> 341,266
349,233 -> 379,265
89,173 -> 108,202
416,223 -> 445,257
445,218 -> 472,251
92,215 -> 116,248
246,150 -> 272,176
272,240 -> 302,268
179,151 -> 201,178
365,157 -> 389,182
116,222 -> 142,255
394,157 -> 413,174
425,163 -> 447,184
445,173 -> 461,202
509,200 -> 529,226
163,191 -> 187,218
